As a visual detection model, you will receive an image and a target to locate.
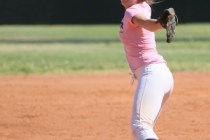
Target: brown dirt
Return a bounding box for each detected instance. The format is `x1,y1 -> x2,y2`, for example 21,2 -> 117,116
0,72 -> 210,140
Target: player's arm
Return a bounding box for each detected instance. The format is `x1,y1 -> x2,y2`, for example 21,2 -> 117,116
132,13 -> 163,32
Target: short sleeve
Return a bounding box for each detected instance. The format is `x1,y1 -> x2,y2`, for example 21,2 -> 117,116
125,5 -> 144,21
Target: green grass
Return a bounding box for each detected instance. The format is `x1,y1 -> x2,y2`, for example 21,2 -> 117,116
157,42 -> 210,71
0,24 -> 209,75
156,23 -> 210,39
0,23 -> 209,41
0,43 -> 127,74
0,25 -> 119,41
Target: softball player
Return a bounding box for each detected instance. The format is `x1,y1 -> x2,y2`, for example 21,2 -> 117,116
119,0 -> 174,140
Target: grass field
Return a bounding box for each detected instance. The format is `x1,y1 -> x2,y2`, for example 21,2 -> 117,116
0,23 -> 209,75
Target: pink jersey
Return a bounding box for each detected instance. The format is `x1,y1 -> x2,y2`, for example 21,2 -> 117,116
119,2 -> 165,72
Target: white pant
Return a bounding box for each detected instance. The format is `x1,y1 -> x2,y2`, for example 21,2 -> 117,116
131,63 -> 174,140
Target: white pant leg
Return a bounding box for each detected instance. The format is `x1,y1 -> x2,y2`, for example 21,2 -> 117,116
131,63 -> 174,140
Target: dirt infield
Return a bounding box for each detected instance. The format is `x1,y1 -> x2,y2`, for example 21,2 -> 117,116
0,72 -> 210,140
